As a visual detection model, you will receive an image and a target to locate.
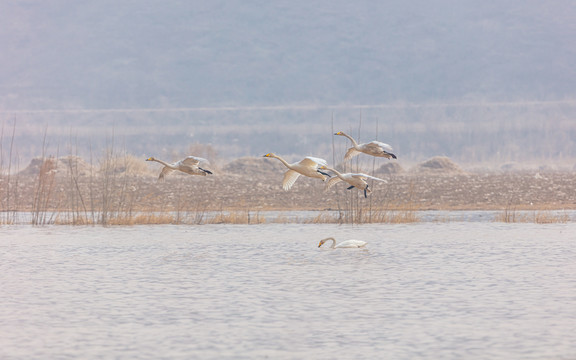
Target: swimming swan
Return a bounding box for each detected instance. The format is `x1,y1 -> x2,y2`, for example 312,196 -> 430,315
334,131 -> 397,161
146,156 -> 212,180
323,166 -> 388,198
318,237 -> 367,248
263,153 -> 331,190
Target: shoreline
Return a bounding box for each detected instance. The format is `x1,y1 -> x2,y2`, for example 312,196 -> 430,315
2,167 -> 575,225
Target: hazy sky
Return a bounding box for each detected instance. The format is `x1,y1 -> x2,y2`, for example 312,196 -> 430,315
1,1 -> 575,166
2,0 -> 575,110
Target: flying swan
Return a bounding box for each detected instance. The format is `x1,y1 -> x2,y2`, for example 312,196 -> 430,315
318,237 -> 367,248
263,153 -> 331,190
323,166 -> 388,198
146,156 -> 213,180
334,131 -> 397,161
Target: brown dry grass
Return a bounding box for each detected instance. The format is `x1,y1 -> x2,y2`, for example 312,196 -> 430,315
205,210 -> 266,224
308,207 -> 419,224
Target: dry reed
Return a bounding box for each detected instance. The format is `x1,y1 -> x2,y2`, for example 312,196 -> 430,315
205,210 -> 265,224
494,206 -> 570,223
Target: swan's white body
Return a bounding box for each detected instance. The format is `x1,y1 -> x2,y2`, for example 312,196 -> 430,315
334,131 -> 396,161
324,166 -> 387,198
318,237 -> 367,248
263,153 -> 329,190
146,156 -> 212,180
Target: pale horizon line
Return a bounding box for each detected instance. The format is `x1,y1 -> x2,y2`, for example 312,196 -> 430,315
2,99 -> 576,114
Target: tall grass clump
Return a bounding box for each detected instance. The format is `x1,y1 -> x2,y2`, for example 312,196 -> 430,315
53,134 -> 146,225
30,129 -> 61,225
31,156 -> 59,225
94,135 -> 144,226
1,120 -> 20,224
62,135 -> 93,225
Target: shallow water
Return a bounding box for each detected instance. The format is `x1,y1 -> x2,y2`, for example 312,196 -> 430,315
1,220 -> 575,359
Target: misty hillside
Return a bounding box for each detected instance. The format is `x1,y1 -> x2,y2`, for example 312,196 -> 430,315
2,0 -> 576,109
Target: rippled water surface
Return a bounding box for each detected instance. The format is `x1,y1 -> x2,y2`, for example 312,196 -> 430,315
1,220 -> 575,359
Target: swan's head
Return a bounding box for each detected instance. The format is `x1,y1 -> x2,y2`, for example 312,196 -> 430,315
146,157 -> 155,161
263,153 -> 275,158
334,131 -> 345,136
318,237 -> 334,248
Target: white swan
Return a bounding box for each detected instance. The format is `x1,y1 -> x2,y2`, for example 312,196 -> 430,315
146,156 -> 212,180
334,131 -> 396,161
263,153 -> 331,190
323,166 -> 387,198
318,237 -> 367,248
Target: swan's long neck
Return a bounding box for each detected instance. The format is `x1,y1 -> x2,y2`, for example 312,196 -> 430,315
271,154 -> 292,169
323,237 -> 337,248
152,158 -> 175,169
325,167 -> 344,179
341,132 -> 359,148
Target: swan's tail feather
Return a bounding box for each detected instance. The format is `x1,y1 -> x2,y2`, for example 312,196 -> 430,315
384,151 -> 397,159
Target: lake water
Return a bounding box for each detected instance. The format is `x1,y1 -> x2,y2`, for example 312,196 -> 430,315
1,219 -> 575,359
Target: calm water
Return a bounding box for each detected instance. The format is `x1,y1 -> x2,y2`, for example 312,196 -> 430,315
1,220 -> 575,359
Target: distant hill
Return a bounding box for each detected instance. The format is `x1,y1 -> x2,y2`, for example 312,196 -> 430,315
1,0 -> 575,109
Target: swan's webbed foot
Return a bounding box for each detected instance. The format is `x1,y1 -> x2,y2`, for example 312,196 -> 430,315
363,185 -> 370,198
200,167 -> 213,175
347,185 -> 355,190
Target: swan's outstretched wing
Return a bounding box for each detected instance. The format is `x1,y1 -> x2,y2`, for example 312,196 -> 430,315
351,173 -> 388,183
344,147 -> 361,161
299,156 -> 327,168
158,167 -> 174,180
181,156 -> 209,166
325,176 -> 343,190
365,141 -> 393,152
361,142 -> 396,158
282,170 -> 301,190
